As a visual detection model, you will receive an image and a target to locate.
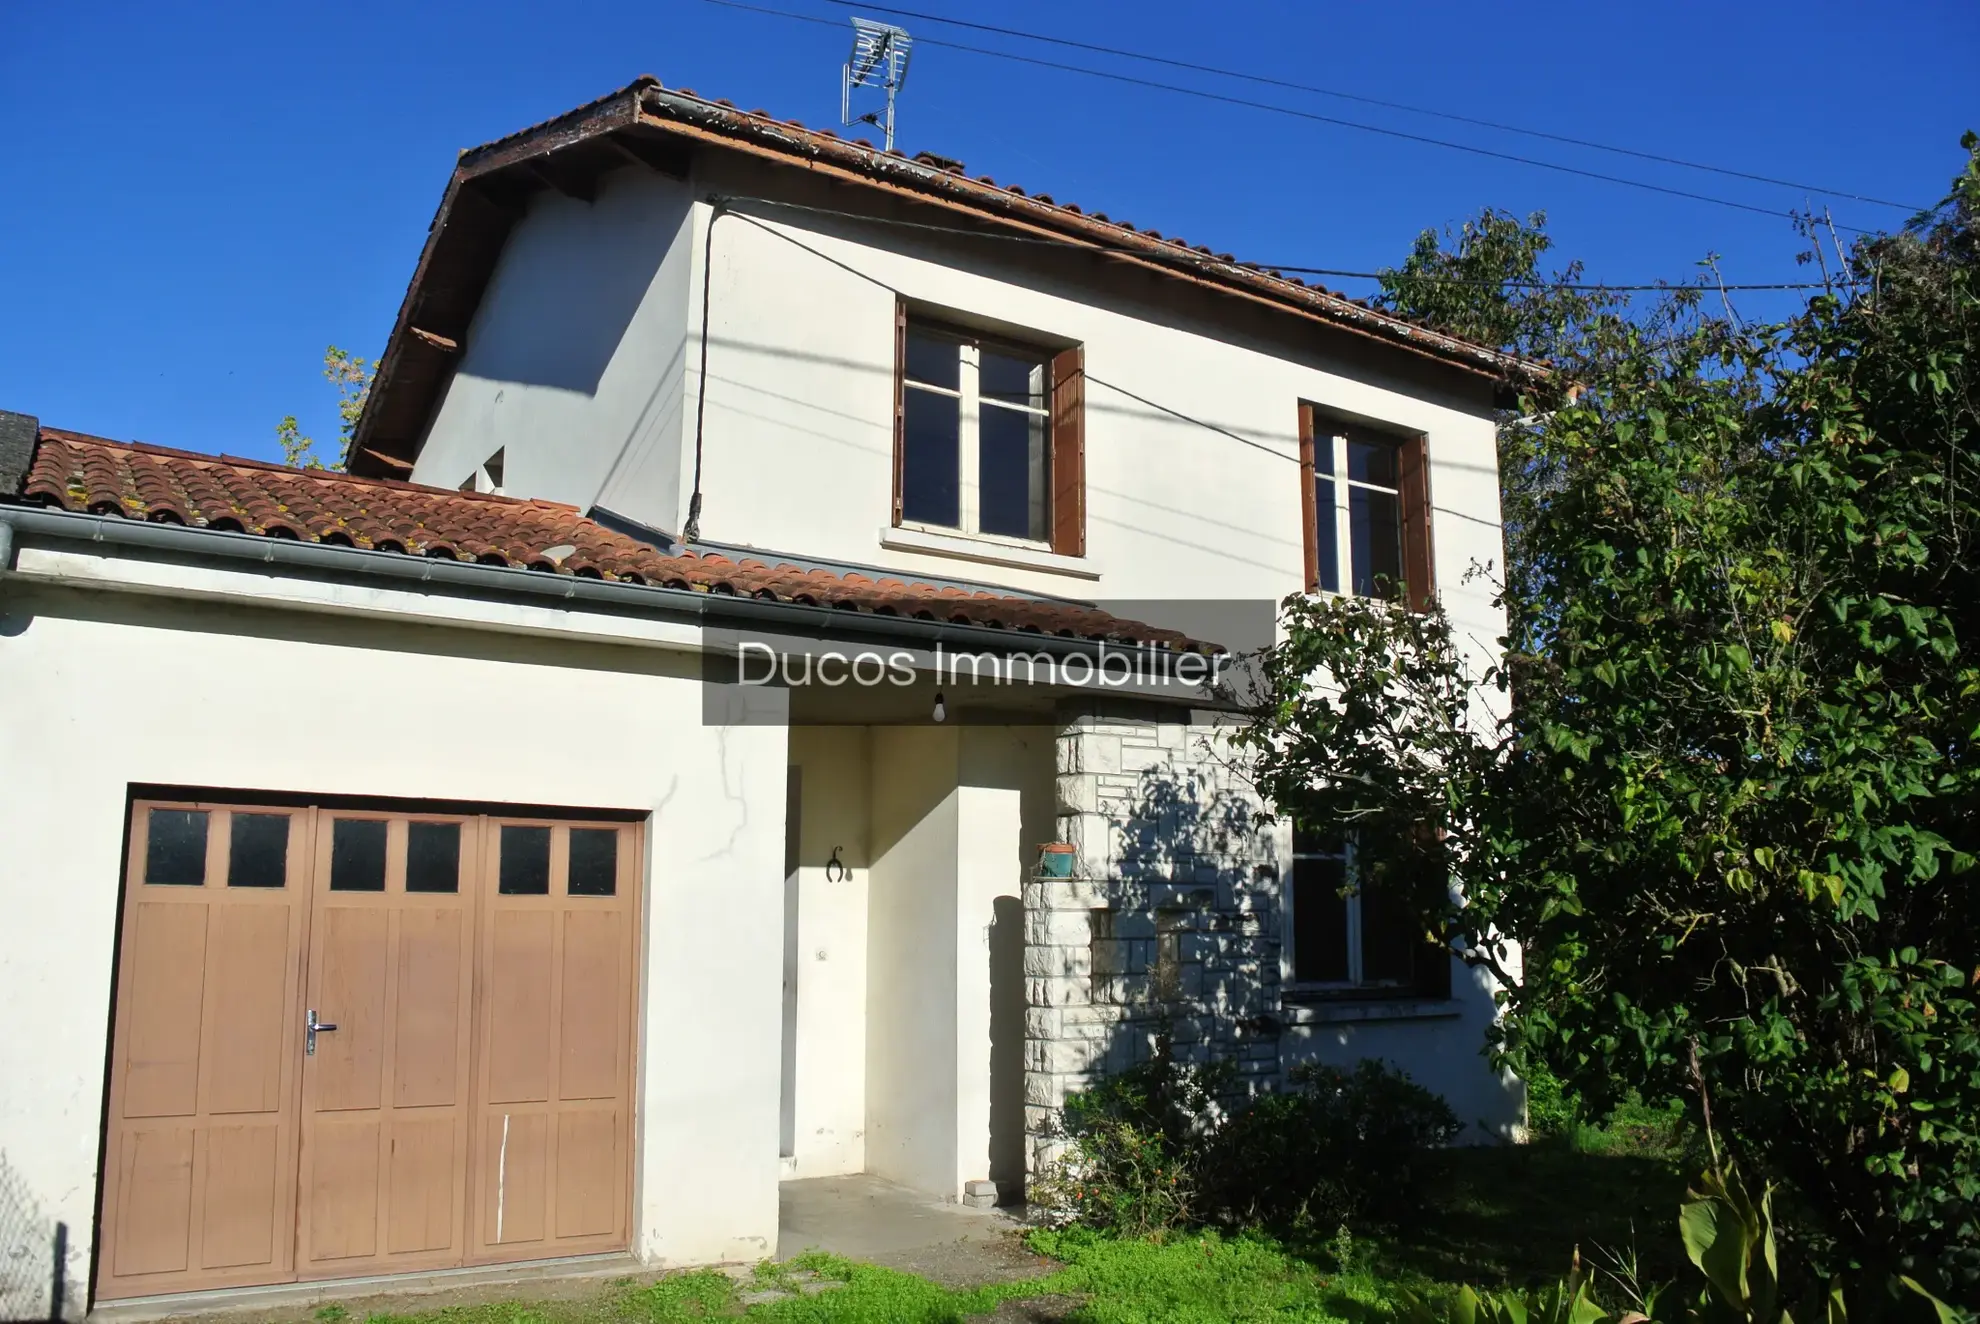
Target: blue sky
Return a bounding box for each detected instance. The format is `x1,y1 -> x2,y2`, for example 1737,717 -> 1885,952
2,0 -> 1973,464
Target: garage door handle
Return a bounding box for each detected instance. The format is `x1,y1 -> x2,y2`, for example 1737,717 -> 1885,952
306,1009 -> 338,1056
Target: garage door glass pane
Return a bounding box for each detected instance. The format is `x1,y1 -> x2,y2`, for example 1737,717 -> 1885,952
406,822 -> 461,893
145,809 -> 208,885
499,826 -> 551,895
330,818 -> 388,891
228,813 -> 290,888
568,829 -> 618,897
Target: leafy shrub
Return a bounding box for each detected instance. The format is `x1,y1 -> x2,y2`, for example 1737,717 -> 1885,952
1028,1120 -> 1196,1236
1202,1060 -> 1461,1232
1033,1052 -> 1459,1239
1059,1052 -> 1235,1154
1525,1061 -> 1580,1138
1030,1053 -> 1229,1234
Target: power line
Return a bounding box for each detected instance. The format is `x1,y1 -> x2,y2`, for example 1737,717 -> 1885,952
825,1 -> 1925,213
702,0 -> 1880,235
719,195 -> 1848,292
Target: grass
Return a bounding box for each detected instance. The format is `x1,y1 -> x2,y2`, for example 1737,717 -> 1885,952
1365,1100 -> 1698,1289
343,1236 -> 1403,1324
310,1110 -> 1698,1324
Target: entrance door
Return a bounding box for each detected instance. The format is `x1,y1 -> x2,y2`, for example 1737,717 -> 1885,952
98,801 -> 641,1302
294,811 -> 477,1278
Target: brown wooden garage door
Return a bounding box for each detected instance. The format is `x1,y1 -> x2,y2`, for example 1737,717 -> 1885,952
95,801 -> 640,1302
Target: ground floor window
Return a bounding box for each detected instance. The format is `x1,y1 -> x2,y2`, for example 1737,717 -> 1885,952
1287,825 -> 1450,997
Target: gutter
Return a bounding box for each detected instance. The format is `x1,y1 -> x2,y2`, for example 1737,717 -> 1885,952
0,506 -> 1212,676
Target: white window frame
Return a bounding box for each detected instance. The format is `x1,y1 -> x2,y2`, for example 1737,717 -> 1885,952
1313,429 -> 1403,600
1285,835 -> 1411,993
902,329 -> 1052,548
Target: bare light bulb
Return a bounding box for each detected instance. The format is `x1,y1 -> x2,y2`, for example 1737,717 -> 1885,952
932,691 -> 946,723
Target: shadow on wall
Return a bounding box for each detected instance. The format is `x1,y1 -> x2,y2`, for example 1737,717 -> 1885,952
1024,716 -> 1523,1186
988,895 -> 1025,1201
0,1153 -> 69,1323
462,181 -> 684,398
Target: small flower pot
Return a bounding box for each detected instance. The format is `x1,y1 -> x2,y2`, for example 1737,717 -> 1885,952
1038,842 -> 1077,878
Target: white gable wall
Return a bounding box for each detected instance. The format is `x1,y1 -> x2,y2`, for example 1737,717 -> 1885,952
413,167 -> 695,524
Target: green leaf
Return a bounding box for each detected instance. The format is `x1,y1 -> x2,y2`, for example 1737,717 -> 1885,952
1679,1186 -> 1750,1305
1895,1276 -> 1958,1324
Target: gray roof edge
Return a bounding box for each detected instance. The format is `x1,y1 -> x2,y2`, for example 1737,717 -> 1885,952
0,504 -> 1210,671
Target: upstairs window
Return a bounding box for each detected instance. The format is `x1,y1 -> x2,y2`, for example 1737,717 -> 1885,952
1299,408 -> 1433,608
894,305 -> 1085,556
1288,825 -> 1451,998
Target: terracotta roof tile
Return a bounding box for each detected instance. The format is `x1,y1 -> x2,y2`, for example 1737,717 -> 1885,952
12,428 -> 1209,651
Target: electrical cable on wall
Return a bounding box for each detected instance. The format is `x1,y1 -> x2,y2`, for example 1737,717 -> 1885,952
684,199 -> 733,544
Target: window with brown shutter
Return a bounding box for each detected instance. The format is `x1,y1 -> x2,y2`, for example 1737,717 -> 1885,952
893,311 -> 1083,554
1299,405 -> 1434,608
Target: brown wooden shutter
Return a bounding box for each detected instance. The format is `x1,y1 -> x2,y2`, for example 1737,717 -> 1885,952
1297,404 -> 1318,592
892,299 -> 908,526
1049,345 -> 1085,557
1398,433 -> 1435,611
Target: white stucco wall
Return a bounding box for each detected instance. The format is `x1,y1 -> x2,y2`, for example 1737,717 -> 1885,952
855,726 -> 1053,1202
412,166 -> 695,523
407,153 -> 1507,682
958,727 -> 1057,1192
1278,966 -> 1525,1138
863,726 -> 962,1196
0,573 -> 790,1305
950,782 -> 1022,1197
690,159 -> 1504,686
784,727 -> 871,1178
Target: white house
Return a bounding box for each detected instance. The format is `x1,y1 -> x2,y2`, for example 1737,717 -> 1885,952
0,76 -> 1534,1318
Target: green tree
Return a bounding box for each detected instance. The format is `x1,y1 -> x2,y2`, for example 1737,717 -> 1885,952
1371,210 -> 1639,638
277,345 -> 373,470
1374,207 -> 1612,364
1237,139 -> 1980,1294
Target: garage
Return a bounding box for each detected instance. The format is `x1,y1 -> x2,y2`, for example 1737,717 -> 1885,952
94,798 -> 641,1302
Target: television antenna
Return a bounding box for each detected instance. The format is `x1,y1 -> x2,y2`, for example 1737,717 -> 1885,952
841,17 -> 912,151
